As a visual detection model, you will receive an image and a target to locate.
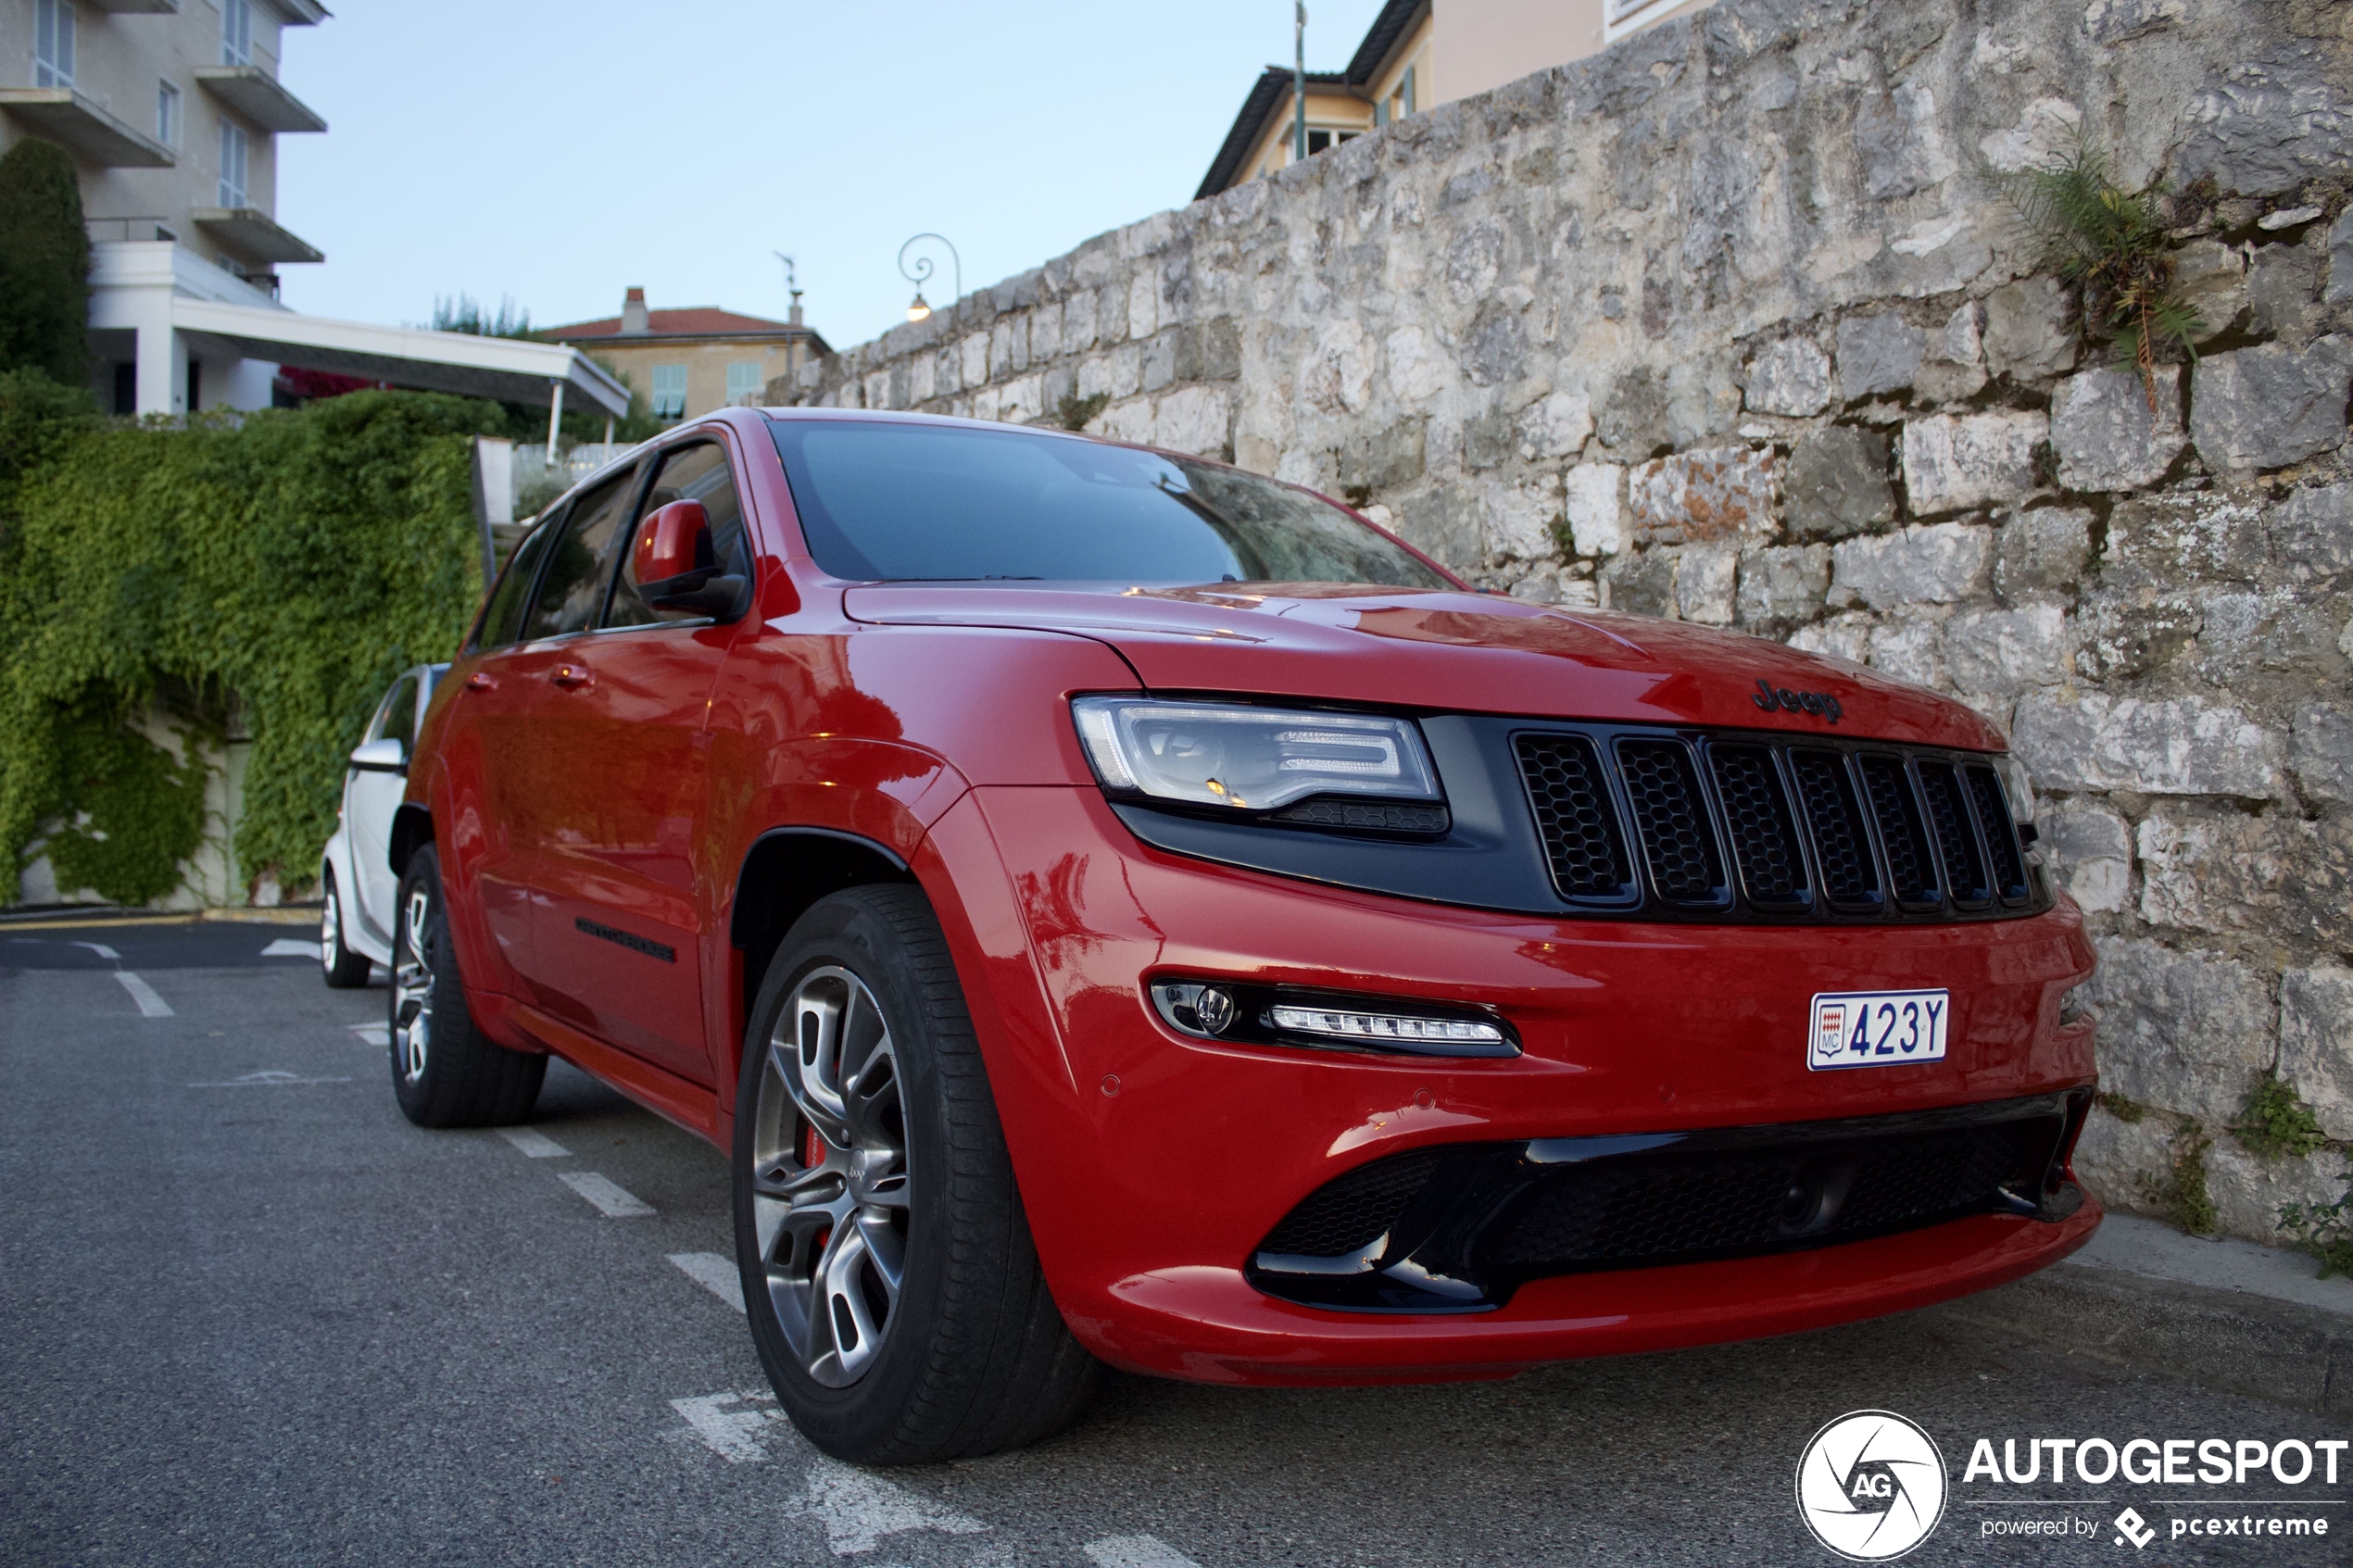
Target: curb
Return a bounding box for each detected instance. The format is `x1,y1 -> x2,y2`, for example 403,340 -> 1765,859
1926,1260 -> 2353,1414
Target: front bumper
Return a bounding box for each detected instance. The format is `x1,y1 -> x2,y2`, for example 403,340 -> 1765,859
923,785 -> 2099,1384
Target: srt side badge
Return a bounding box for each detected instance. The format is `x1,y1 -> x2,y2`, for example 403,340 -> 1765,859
1752,678 -> 1843,724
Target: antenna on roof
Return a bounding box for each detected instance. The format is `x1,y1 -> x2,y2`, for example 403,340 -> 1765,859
774,251 -> 803,326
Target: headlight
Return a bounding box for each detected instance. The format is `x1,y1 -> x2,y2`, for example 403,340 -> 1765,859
1071,697 -> 1441,812
1992,753 -> 2034,824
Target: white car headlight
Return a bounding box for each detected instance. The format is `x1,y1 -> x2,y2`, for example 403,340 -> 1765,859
1071,697 -> 1441,812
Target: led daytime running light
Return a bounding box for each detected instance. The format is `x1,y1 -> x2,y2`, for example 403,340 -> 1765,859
1265,1004 -> 1504,1046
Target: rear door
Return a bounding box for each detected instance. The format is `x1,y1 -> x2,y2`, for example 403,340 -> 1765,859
510,436 -> 755,1085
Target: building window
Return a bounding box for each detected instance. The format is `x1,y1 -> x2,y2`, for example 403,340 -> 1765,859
1604,0 -> 1676,41
218,120 -> 248,207
1303,128 -> 1358,157
650,365 -> 687,420
33,0 -> 75,89
157,80 -> 182,147
725,361 -> 764,405
221,0 -> 252,66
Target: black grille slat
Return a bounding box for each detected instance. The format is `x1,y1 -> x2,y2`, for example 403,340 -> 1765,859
1707,744 -> 1808,909
1964,765 -> 2030,904
1515,734 -> 1635,900
1615,739 -> 1727,905
1858,755 -> 1938,907
1917,760 -> 1991,907
1789,749 -> 1881,909
1259,1150 -> 1442,1258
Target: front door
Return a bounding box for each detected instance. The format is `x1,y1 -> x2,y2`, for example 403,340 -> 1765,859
344,669 -> 420,946
510,438 -> 755,1085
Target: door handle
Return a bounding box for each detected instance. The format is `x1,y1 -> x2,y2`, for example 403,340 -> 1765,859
466,671 -> 497,692
549,664 -> 595,690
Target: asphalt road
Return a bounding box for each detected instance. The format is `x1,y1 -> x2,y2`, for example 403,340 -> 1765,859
3,919 -> 2347,1568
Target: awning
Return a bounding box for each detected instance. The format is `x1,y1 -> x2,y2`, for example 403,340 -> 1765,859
171,297 -> 633,415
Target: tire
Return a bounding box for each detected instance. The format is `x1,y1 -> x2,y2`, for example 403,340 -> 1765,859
320,867 -> 373,988
389,845 -> 546,1128
734,885 -> 1101,1464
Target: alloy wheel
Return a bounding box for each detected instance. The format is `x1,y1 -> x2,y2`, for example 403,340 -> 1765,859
321,884 -> 343,976
749,965 -> 911,1387
391,884 -> 434,1085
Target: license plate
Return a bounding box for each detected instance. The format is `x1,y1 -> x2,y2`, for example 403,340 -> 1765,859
1808,989 -> 1950,1070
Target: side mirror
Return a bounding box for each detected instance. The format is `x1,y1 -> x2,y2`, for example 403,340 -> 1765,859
349,736 -> 407,772
632,499 -> 708,585
633,497 -> 749,621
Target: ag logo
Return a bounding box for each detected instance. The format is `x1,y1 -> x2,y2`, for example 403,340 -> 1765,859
1795,1410 -> 1947,1561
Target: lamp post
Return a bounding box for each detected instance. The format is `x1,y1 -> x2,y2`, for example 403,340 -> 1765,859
899,233 -> 961,323
1293,2 -> 1307,164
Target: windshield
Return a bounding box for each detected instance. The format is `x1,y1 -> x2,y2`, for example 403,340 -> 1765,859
766,418 -> 1452,588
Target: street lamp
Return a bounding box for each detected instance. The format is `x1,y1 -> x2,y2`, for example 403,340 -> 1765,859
899,233 -> 961,324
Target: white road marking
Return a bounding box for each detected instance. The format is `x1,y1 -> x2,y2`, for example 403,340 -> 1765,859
670,1390 -> 782,1462
668,1251 -> 745,1312
71,941 -> 120,960
790,1453 -> 988,1555
558,1171 -> 653,1217
113,971 -> 172,1017
261,938 -> 323,959
497,1126 -> 571,1159
190,1070 -> 354,1087
1085,1536 -> 1206,1568
346,1022 -> 390,1047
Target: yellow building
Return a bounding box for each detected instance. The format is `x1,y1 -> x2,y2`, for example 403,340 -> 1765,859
548,288 -> 831,425
1198,0 -> 1715,197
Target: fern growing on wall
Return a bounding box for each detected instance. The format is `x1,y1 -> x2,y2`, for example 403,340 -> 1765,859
2004,134 -> 2202,408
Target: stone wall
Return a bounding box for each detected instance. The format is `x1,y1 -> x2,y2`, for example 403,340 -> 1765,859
772,0 -> 2353,1243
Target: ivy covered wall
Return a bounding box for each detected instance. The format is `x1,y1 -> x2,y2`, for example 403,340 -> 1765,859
0,379 -> 497,905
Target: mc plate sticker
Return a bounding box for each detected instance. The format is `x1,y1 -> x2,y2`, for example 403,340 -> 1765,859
1808,989 -> 1949,1071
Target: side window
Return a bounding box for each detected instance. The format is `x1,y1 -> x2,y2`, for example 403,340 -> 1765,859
605,442 -> 750,629
472,513 -> 559,653
370,674 -> 420,749
521,468 -> 639,642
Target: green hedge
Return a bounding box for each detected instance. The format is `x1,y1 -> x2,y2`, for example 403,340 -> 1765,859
0,378 -> 498,903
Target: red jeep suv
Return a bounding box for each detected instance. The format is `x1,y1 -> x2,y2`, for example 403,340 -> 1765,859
387,407 -> 2098,1463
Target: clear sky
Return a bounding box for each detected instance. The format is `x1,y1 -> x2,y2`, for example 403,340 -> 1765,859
275,1 -> 1392,349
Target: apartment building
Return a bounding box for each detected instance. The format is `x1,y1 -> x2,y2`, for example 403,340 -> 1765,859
1198,0 -> 1714,198
549,288 -> 831,425
2,0 -> 624,422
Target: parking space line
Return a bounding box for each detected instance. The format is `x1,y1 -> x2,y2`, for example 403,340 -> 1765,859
190,1070 -> 353,1088
1085,1535 -> 1206,1568
670,1391 -> 778,1462
346,1022 -> 389,1047
260,938 -> 323,960
792,1453 -> 988,1555
112,971 -> 172,1017
497,1126 -> 571,1159
558,1171 -> 653,1217
667,1252 -> 745,1312
70,942 -> 120,960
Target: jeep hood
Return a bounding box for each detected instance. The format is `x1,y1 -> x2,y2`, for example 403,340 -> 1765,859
840,583 -> 2005,751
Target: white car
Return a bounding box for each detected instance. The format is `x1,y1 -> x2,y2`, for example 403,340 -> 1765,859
318,664 -> 446,986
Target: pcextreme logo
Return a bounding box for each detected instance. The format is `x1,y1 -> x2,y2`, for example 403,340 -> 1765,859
1796,1410 -> 1949,1561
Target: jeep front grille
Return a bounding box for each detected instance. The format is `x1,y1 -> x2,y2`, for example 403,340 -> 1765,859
1511,728 -> 2036,923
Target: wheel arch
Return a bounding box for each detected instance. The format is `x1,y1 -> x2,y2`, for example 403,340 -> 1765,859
730,826 -> 919,1052
388,804 -> 435,880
